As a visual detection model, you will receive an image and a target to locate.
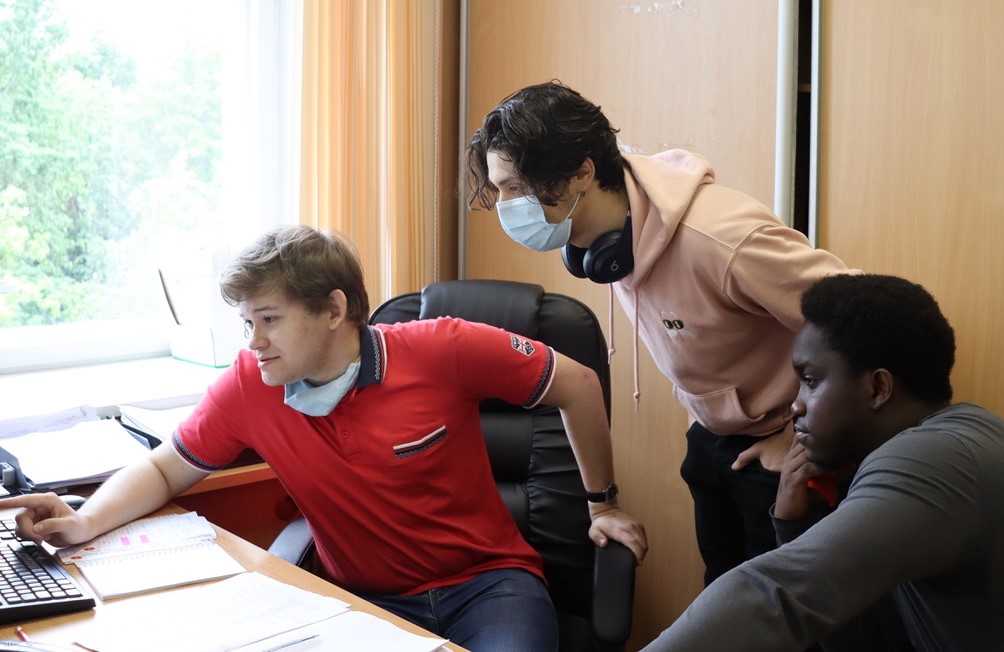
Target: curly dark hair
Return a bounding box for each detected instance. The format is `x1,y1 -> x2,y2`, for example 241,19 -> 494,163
462,81 -> 626,209
801,274 -> 955,403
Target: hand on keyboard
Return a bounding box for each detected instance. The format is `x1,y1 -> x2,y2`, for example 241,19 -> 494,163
0,493 -> 91,549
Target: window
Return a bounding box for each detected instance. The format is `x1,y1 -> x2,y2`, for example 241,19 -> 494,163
0,0 -> 301,373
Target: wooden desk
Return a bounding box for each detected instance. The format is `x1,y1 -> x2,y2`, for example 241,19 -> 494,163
0,505 -> 467,651
174,462 -> 300,549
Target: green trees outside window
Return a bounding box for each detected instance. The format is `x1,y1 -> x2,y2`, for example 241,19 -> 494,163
0,0 -> 222,327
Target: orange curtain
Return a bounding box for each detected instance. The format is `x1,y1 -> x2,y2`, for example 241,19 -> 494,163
300,0 -> 458,309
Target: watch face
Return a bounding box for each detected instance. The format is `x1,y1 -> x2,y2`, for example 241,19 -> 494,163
588,483 -> 619,503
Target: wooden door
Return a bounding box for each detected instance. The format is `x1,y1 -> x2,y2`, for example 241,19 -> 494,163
464,1 -> 780,646
817,0 -> 1004,414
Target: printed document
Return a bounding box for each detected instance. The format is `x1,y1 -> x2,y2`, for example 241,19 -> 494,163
75,572 -> 448,652
75,572 -> 352,652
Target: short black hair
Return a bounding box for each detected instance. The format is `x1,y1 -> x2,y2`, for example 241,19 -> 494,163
801,274 -> 955,403
462,80 -> 625,209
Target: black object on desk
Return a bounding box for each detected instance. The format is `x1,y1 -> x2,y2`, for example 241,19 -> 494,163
114,416 -> 162,450
0,519 -> 95,624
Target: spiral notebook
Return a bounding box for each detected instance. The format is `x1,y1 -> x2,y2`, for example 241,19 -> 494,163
57,511 -> 246,599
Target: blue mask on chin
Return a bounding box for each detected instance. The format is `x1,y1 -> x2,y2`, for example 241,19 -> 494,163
284,360 -> 361,417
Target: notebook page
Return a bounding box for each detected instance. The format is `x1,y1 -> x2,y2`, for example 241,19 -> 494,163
58,511 -> 216,563
76,540 -> 246,599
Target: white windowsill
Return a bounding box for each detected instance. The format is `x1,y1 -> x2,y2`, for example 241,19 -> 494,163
0,356 -> 228,421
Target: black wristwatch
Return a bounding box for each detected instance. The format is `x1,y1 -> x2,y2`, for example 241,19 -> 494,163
585,482 -> 619,504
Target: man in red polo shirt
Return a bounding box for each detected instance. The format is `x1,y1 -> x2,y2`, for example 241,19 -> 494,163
8,225 -> 647,652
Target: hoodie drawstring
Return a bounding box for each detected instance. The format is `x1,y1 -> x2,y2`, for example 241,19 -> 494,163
632,290 -> 640,411
606,285 -> 642,413
607,284 -> 616,365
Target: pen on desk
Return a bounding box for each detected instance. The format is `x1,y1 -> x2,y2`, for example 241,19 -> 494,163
15,625 -> 30,641
262,633 -> 319,651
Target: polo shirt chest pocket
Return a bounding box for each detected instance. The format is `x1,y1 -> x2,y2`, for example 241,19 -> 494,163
392,425 -> 448,461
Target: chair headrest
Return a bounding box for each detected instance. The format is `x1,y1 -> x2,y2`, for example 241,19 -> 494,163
419,280 -> 544,338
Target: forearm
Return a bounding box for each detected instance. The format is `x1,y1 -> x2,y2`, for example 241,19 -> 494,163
648,460 -> 968,651
549,361 -> 616,495
772,502 -> 833,546
541,351 -> 648,560
642,534 -> 889,652
642,568 -> 812,652
77,445 -> 206,540
76,460 -> 173,537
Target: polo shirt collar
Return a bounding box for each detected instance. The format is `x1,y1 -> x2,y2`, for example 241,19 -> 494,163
357,325 -> 385,388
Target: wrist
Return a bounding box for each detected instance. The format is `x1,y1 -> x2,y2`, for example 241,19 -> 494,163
589,502 -> 620,520
772,499 -> 808,521
584,482 -> 619,505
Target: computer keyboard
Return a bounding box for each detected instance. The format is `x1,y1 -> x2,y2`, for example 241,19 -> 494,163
0,519 -> 95,624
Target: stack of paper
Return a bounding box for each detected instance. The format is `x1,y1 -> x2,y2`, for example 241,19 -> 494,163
58,511 -> 246,599
0,417 -> 151,489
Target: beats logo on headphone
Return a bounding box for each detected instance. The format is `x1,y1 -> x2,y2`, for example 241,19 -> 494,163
561,216 -> 634,284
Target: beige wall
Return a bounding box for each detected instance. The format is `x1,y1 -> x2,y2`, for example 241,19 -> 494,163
463,1 -> 780,648
817,0 -> 1004,416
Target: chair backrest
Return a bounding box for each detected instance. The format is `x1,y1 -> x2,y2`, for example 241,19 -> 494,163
369,279 -> 611,629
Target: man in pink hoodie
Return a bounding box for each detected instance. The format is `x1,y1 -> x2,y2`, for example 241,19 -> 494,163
463,81 -> 850,585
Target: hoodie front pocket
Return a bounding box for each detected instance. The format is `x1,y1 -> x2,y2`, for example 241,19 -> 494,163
672,385 -> 762,436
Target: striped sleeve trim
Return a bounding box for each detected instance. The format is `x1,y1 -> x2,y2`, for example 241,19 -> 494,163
522,346 -> 556,409
172,432 -> 225,472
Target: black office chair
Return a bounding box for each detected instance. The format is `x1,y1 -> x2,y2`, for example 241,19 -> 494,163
268,279 -> 636,651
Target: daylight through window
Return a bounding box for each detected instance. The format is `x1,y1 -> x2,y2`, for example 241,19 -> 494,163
0,0 -> 300,372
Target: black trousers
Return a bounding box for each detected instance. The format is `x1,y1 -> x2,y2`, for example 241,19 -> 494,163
679,421 -> 782,586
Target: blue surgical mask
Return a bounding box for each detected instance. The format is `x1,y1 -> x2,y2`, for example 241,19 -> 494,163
496,192 -> 582,252
284,360 -> 361,416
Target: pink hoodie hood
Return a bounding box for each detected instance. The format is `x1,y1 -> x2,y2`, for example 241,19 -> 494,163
622,149 -> 716,288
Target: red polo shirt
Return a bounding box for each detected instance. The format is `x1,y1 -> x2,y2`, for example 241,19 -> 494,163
174,317 -> 554,595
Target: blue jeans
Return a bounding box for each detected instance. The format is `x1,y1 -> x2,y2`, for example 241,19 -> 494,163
361,568 -> 558,652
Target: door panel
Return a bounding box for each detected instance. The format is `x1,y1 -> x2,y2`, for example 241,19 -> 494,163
465,1 -> 779,645
818,0 -> 1004,413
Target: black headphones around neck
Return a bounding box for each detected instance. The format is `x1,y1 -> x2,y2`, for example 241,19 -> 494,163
561,215 -> 634,284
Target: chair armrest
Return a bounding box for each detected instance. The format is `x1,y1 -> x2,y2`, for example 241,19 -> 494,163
592,541 -> 637,644
267,516 -> 315,568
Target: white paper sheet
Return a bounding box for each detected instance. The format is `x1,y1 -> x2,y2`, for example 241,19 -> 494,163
75,572 -> 352,652
0,404 -> 98,439
236,611 -> 449,652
